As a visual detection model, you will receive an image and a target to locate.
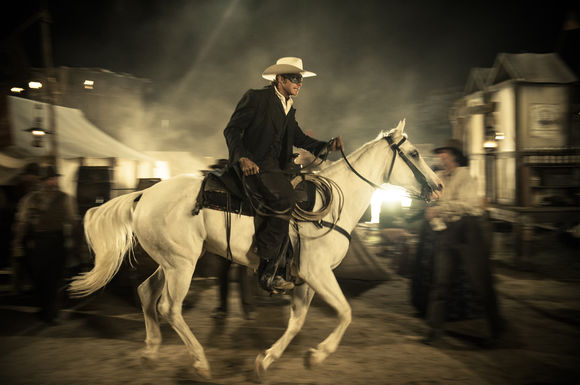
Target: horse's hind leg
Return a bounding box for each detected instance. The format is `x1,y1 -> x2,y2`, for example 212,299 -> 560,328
255,283 -> 315,378
303,267 -> 351,367
157,261 -> 211,379
137,266 -> 164,364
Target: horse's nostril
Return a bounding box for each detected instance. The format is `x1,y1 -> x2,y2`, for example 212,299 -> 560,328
437,184 -> 443,191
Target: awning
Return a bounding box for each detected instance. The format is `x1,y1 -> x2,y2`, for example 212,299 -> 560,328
2,96 -> 154,161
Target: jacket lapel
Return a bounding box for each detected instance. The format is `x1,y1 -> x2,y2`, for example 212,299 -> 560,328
268,87 -> 288,132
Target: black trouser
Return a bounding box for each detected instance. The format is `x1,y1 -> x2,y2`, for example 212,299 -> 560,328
246,159 -> 296,260
215,258 -> 256,314
426,216 -> 503,336
24,231 -> 66,322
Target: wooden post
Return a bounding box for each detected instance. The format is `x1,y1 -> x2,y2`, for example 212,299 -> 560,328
40,10 -> 58,166
515,214 -> 534,268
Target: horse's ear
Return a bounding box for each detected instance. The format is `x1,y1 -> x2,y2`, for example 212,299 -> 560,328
397,118 -> 406,133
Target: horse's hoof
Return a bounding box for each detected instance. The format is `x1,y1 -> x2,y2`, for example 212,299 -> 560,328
194,367 -> 212,380
193,362 -> 212,380
139,350 -> 158,368
305,348 -> 325,369
255,352 -> 268,380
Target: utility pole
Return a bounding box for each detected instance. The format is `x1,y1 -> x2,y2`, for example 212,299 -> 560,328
39,9 -> 58,166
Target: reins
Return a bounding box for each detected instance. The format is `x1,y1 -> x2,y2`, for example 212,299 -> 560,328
340,135 -> 432,202
229,133 -> 433,251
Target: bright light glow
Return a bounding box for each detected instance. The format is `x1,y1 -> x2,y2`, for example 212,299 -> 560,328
369,184 -> 412,223
153,161 -> 170,180
28,81 -> 42,89
83,80 -> 94,89
495,132 -> 505,140
483,140 -> 497,149
31,130 -> 46,136
11,87 -> 24,93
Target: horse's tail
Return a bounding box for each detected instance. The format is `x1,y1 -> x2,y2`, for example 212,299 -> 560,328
68,191 -> 142,298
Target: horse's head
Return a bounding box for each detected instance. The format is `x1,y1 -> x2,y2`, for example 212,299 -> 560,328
381,119 -> 443,202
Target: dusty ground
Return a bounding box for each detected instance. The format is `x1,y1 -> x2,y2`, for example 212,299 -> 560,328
1,230 -> 579,385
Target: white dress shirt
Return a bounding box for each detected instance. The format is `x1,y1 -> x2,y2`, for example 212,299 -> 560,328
274,85 -> 293,115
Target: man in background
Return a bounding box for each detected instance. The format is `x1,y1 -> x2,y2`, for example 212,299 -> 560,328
422,139 -> 504,347
12,165 -> 79,324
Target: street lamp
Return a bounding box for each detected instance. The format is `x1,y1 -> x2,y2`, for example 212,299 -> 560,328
83,79 -> 94,89
24,104 -> 51,147
28,81 -> 43,89
483,139 -> 498,150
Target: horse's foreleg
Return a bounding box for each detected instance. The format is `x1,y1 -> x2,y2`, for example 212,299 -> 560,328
303,267 -> 351,368
137,266 -> 164,365
255,284 -> 314,378
157,262 -> 212,379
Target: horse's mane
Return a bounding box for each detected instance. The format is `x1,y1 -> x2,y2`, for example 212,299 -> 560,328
319,129 -> 394,177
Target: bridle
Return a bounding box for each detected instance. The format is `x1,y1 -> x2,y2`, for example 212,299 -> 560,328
339,134 -> 435,201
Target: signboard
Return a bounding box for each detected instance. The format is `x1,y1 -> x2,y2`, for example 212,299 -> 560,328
529,104 -> 562,137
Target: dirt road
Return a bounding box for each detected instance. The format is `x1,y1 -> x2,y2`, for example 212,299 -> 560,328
1,231 -> 579,385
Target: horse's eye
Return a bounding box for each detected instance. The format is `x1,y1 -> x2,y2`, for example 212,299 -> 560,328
410,150 -> 419,159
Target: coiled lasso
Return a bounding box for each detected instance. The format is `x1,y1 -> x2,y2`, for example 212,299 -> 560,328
290,173 -> 344,224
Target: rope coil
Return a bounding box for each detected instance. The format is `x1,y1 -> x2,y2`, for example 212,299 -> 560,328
290,173 -> 342,222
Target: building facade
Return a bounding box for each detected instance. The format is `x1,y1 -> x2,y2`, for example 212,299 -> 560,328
450,53 -> 580,237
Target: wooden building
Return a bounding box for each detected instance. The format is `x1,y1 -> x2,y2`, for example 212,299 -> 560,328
450,53 -> 580,254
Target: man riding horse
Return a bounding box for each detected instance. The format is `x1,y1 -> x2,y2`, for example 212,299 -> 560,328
223,57 -> 343,293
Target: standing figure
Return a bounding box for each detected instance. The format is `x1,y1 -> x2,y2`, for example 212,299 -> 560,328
211,256 -> 257,320
223,57 -> 343,293
423,139 -> 504,346
1,163 -> 40,275
12,165 -> 79,323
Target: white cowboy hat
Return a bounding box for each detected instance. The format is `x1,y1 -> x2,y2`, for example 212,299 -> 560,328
261,57 -> 317,81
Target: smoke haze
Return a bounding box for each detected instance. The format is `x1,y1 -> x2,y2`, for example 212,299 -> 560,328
8,0 -> 572,158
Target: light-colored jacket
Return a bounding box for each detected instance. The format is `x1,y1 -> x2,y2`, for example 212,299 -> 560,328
434,166 -> 484,224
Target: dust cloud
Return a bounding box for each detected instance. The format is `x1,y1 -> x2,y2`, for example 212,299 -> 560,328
114,0 -> 466,159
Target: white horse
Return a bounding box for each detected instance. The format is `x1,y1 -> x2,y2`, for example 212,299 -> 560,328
69,120 -> 442,379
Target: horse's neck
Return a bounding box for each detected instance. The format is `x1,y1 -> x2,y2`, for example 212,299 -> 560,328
326,140 -> 392,230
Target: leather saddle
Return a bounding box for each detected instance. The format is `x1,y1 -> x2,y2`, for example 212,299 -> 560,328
192,164 -> 315,217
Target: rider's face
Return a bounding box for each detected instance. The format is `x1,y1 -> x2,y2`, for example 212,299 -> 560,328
276,74 -> 302,98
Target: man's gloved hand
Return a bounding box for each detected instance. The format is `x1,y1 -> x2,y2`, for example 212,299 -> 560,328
328,136 -> 344,152
239,157 -> 260,176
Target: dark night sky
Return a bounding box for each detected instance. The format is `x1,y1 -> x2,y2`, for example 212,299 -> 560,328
2,0 -> 577,156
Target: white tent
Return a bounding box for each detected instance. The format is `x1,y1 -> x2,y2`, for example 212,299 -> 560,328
1,96 -> 164,196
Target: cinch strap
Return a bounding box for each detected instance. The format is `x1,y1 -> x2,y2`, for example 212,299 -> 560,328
318,220 -> 352,242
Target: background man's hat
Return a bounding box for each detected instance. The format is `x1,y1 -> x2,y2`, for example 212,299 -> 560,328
433,138 -> 464,155
262,57 -> 317,81
209,159 -> 228,170
23,162 -> 40,176
39,165 -> 61,180
433,138 -> 468,166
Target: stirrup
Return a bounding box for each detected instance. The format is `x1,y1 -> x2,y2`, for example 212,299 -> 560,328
271,276 -> 295,292
260,273 -> 294,294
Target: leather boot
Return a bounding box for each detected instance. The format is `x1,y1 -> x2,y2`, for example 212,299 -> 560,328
258,258 -> 294,293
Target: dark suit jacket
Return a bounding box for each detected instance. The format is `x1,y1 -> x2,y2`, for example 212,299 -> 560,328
224,86 -> 328,170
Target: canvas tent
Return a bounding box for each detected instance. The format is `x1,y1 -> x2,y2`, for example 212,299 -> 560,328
1,95 -> 164,196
